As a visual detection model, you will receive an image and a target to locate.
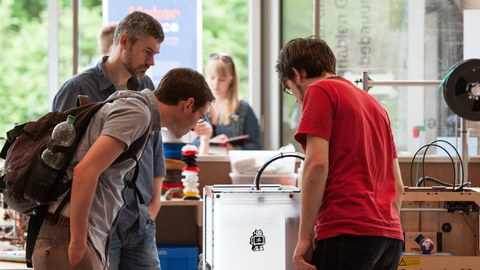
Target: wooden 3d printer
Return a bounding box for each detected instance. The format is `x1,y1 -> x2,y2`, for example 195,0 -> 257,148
397,59 -> 480,270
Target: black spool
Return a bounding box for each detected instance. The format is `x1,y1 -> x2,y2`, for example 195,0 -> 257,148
443,59 -> 480,121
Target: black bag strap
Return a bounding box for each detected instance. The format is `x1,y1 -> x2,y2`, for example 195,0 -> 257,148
126,157 -> 145,204
114,116 -> 150,205
25,183 -> 73,268
25,205 -> 48,268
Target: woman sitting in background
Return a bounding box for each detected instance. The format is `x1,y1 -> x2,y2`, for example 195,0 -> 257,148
195,53 -> 261,153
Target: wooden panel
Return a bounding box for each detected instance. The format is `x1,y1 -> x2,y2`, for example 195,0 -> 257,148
197,160 -> 232,195
155,205 -> 200,247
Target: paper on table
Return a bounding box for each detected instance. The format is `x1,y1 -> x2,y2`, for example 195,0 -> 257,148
210,134 -> 250,146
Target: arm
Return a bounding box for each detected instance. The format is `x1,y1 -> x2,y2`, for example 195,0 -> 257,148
69,135 -> 126,266
195,122 -> 213,154
293,135 -> 329,270
149,132 -> 165,219
147,176 -> 164,220
393,158 -> 403,215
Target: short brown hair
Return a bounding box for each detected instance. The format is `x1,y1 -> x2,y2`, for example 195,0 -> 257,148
154,68 -> 215,111
276,36 -> 336,84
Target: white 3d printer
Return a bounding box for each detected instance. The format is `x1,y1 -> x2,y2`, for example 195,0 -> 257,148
203,153 -> 304,270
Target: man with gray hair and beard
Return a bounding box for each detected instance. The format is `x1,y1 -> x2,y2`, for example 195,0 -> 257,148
52,11 -> 166,270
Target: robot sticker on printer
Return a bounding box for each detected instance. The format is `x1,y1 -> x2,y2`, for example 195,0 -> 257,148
250,229 -> 266,252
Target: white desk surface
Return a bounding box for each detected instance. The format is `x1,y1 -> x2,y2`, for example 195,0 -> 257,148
0,261 -> 29,270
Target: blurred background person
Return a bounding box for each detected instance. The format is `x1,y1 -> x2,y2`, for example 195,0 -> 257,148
194,53 -> 261,153
98,23 -> 117,56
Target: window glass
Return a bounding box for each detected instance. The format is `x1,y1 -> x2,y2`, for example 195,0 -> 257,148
0,1 -> 50,136
281,0 -> 313,150
0,0 -> 102,137
59,1 -> 102,85
203,0 -> 249,100
281,0 -> 476,156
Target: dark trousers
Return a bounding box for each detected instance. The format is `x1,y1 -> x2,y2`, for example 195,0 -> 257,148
313,234 -> 403,270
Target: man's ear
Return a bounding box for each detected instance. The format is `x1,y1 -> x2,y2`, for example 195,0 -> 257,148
182,97 -> 195,113
119,34 -> 129,49
292,67 -> 305,83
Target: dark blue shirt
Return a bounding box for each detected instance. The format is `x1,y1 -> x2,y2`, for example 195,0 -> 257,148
52,56 -> 166,237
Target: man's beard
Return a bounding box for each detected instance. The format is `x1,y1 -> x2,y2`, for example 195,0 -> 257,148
123,48 -> 149,77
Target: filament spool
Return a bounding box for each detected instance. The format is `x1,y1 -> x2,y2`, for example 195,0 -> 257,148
443,58 -> 480,121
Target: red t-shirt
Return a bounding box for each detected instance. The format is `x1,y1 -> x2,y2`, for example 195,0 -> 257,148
295,77 -> 403,242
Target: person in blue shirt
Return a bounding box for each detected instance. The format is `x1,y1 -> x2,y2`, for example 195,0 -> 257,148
195,53 -> 262,153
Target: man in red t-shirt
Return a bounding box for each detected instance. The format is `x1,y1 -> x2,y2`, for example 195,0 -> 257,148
276,37 -> 404,270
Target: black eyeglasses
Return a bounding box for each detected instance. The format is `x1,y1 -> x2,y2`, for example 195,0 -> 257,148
210,53 -> 233,63
197,110 -> 207,123
282,81 -> 293,95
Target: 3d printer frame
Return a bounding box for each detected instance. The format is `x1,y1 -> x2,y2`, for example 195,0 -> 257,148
398,186 -> 480,270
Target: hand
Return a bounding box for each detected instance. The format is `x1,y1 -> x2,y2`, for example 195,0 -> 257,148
292,239 -> 316,270
211,134 -> 228,144
196,122 -> 213,139
225,143 -> 237,151
68,240 -> 87,267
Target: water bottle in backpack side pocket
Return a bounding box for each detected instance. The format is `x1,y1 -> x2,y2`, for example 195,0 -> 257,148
41,115 -> 76,169
24,115 -> 76,204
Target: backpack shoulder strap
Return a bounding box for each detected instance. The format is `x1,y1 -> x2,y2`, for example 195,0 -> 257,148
117,130 -> 150,205
76,95 -> 89,106
25,205 -> 48,268
111,91 -> 153,205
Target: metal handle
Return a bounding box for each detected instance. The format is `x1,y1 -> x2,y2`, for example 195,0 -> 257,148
253,152 -> 305,190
